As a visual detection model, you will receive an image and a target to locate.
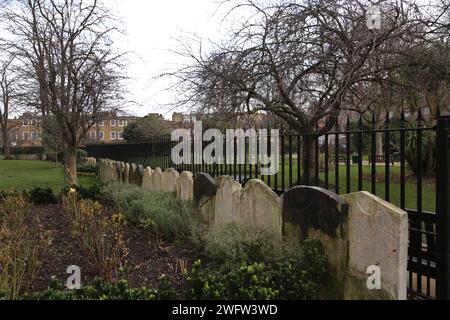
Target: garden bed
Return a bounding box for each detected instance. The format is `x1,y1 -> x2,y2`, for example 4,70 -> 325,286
0,182 -> 328,300
29,203 -> 195,295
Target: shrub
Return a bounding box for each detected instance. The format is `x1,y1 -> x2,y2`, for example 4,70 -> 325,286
0,195 -> 50,300
76,163 -> 98,174
29,275 -> 176,300
24,186 -> 57,205
101,183 -> 200,243
405,122 -> 436,177
186,239 -> 327,300
192,224 -> 287,265
62,190 -> 129,281
61,184 -> 103,201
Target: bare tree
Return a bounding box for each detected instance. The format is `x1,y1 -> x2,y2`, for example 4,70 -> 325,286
0,0 -> 124,184
0,57 -> 21,160
170,0 -> 427,184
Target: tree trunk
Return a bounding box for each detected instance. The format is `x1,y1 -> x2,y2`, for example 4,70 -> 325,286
2,128 -> 11,160
301,135 -> 316,186
376,132 -> 383,156
65,146 -> 78,185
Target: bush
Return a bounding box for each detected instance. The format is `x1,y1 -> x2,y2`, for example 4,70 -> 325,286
0,195 -> 50,300
192,224 -> 287,265
187,239 -> 327,300
101,183 -> 199,243
62,190 -> 128,281
29,275 -> 176,300
24,187 -> 57,205
77,163 -> 98,174
61,184 -> 103,201
188,223 -> 328,300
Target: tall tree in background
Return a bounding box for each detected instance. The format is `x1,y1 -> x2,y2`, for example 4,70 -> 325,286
0,0 -> 124,185
0,57 -> 20,160
171,0 -> 428,184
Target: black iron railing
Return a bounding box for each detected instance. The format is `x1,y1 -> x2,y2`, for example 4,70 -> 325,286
86,113 -> 450,300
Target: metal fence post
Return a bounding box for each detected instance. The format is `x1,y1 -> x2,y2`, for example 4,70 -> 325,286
436,115 -> 450,300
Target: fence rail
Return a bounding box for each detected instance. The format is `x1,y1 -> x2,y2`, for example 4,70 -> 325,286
86,113 -> 450,300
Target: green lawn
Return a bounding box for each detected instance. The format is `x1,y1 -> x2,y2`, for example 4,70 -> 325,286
0,160 -> 99,192
210,162 -> 436,213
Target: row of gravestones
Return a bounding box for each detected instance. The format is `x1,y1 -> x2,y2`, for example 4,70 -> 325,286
98,159 -> 194,201
97,159 -> 408,300
83,157 -> 97,166
193,173 -> 409,301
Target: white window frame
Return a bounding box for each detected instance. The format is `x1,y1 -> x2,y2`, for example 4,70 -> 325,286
98,120 -> 105,127
110,131 -> 117,140
118,120 -> 124,127
99,131 -> 105,140
22,120 -> 30,126
23,132 -> 30,140
31,132 -> 37,141
118,131 -> 124,140
90,131 -> 97,140
110,119 -> 117,127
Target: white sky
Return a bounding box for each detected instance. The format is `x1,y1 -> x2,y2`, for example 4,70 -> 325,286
111,0 -> 229,118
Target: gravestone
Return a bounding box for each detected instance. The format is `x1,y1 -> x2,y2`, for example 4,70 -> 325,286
151,168 -> 163,191
136,165 -> 145,186
115,162 -> 123,182
124,163 -> 130,184
215,176 -> 242,225
142,167 -> 153,190
282,186 -> 349,299
193,173 -> 218,206
341,192 -> 408,300
161,169 -> 179,193
98,159 -> 104,182
176,171 -> 194,201
194,173 -> 218,225
129,164 -> 138,185
240,180 -> 282,235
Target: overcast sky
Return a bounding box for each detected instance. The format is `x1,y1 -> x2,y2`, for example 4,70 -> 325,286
112,0 -> 229,118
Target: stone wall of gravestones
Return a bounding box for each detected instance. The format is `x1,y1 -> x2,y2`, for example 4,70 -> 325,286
97,159 -> 408,300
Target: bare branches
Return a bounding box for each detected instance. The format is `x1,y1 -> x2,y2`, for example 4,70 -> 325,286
169,0 -> 435,134
0,0 -> 125,184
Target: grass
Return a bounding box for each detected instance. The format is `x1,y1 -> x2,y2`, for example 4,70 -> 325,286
97,155 -> 437,213
207,162 -> 436,213
0,160 -> 99,192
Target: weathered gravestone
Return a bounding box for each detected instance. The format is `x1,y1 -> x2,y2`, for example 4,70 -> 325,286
123,163 -> 130,184
194,173 -> 218,225
98,159 -> 105,182
136,165 -> 145,186
142,167 -> 153,190
215,176 -> 242,225
240,180 -> 282,235
130,164 -> 138,185
282,186 -> 349,299
161,169 -> 179,193
115,162 -> 123,182
176,171 -> 194,201
341,192 -> 408,300
151,168 -> 163,191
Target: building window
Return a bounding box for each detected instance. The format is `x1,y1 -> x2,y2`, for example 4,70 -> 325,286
98,120 -> 105,127
118,131 -> 124,140
23,132 -> 30,140
30,119 -> 37,126
110,120 -> 117,127
99,131 -> 105,140
110,131 -> 117,140
22,120 -> 30,126
90,131 -> 97,140
118,120 -> 124,127
31,132 -> 37,141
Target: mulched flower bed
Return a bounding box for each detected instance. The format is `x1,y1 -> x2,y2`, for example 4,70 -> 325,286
30,204 -> 196,294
